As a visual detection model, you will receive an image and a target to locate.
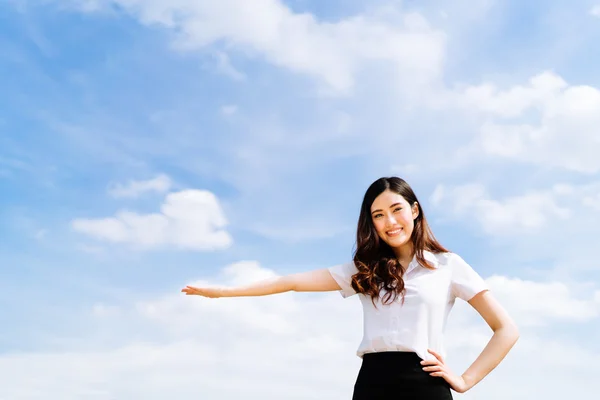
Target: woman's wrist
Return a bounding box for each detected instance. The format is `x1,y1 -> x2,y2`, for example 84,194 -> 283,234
460,373 -> 477,391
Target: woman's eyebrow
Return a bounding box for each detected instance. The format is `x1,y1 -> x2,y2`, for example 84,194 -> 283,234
371,203 -> 402,214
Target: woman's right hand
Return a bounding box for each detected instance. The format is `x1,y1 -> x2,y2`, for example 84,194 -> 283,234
180,268 -> 341,298
181,285 -> 224,298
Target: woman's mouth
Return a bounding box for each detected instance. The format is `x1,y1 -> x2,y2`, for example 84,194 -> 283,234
386,228 -> 403,237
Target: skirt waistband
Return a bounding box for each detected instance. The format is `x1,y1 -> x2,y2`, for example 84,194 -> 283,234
361,351 -> 422,366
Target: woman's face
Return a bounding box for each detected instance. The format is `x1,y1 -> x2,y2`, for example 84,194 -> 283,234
370,190 -> 419,250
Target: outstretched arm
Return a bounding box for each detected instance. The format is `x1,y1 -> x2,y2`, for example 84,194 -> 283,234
181,268 -> 342,298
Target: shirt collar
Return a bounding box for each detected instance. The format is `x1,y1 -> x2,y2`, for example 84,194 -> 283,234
405,250 -> 438,274
423,250 -> 439,266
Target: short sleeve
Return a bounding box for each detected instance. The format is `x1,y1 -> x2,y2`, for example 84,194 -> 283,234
327,262 -> 359,298
450,253 -> 489,301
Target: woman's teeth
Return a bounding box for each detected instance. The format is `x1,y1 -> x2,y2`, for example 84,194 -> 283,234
387,228 -> 403,236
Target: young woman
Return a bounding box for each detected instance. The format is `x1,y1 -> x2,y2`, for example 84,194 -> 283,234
182,177 -> 519,399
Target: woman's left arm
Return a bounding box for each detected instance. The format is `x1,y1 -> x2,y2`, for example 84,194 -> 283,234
460,290 -> 520,390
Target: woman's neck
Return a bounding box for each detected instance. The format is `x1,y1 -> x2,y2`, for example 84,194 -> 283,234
393,242 -> 415,268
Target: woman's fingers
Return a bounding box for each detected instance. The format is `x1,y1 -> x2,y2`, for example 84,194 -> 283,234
181,286 -> 200,295
420,360 -> 439,367
422,365 -> 443,372
422,351 -> 447,376
180,286 -> 222,298
427,349 -> 444,363
420,357 -> 441,366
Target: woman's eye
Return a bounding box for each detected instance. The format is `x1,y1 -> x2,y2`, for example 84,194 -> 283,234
394,207 -> 402,212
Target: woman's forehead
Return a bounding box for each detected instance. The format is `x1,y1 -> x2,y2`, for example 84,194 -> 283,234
371,190 -> 409,209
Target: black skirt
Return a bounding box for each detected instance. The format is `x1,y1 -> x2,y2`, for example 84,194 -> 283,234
352,351 -> 453,400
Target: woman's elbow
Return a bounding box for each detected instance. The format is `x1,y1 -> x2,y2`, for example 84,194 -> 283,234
491,316 -> 519,337
501,321 -> 520,344
281,275 -> 298,293
288,269 -> 339,293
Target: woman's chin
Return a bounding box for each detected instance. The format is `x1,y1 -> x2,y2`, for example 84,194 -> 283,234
387,237 -> 410,248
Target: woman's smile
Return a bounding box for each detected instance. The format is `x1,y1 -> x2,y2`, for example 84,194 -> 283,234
386,227 -> 404,237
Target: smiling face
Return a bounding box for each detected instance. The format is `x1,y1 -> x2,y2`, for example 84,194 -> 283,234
370,189 -> 419,251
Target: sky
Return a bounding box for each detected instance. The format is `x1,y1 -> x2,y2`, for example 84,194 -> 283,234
1,0 -> 600,398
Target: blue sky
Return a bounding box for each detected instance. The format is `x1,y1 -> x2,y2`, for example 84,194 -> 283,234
1,0 -> 600,398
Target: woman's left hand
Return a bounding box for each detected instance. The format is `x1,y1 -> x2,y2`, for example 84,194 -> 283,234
421,349 -> 472,393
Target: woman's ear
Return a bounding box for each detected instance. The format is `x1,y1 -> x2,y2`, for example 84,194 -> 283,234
412,202 -> 419,219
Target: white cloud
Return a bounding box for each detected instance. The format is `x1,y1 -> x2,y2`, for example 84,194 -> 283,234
429,182 -> 600,277
583,192 -> 600,211
460,72 -> 568,118
1,261 -> 598,399
64,0 -> 446,93
590,5 -> 600,17
0,261 -> 363,399
220,260 -> 279,286
486,276 -> 600,326
430,183 -> 571,235
213,51 -> 246,81
459,71 -> 600,173
107,174 -> 172,198
71,189 -> 232,251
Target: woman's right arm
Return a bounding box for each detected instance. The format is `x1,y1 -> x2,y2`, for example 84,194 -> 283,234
181,268 -> 342,298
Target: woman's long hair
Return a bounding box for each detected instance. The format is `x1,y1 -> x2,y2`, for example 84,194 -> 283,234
351,177 -> 448,307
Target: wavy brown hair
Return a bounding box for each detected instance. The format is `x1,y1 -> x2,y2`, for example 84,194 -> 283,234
350,177 -> 449,307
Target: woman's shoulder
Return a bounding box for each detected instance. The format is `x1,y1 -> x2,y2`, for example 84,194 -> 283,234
424,250 -> 463,267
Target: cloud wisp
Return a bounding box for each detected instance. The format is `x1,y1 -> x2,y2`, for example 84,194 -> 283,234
72,189 -> 232,251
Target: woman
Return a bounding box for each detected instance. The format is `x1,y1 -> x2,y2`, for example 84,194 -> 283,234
182,177 -> 519,399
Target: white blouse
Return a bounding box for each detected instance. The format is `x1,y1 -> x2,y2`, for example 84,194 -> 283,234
328,250 -> 489,361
